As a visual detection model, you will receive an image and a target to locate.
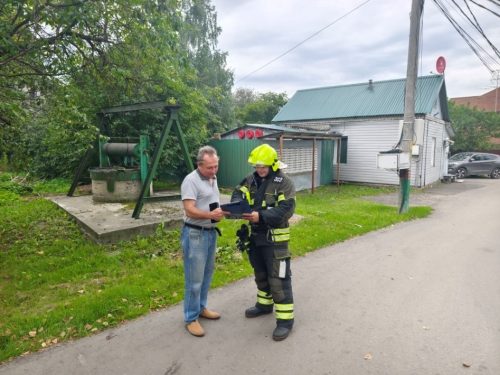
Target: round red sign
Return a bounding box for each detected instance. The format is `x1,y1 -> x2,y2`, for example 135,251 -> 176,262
436,56 -> 446,74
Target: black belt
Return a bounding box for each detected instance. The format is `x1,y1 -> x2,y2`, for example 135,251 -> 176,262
184,222 -> 221,236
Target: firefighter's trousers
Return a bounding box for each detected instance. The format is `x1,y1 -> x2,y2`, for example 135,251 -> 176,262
248,243 -> 294,328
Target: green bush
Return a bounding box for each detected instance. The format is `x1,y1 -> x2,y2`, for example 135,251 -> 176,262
0,172 -> 70,196
0,178 -> 33,195
0,190 -> 20,204
0,153 -> 8,171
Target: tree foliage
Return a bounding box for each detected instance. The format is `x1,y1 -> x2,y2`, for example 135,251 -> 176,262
233,88 -> 288,125
448,101 -> 500,153
0,0 -> 234,178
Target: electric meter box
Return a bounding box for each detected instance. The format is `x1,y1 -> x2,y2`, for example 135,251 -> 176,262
377,152 -> 410,170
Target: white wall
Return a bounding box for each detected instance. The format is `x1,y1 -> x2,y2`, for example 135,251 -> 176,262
325,118 -> 403,185
417,117 -> 449,186
266,139 -> 322,192
282,116 -> 450,187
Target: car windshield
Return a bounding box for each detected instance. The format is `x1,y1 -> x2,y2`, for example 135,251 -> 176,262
449,152 -> 474,161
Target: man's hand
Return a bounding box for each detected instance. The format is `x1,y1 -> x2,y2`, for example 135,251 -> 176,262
210,207 -> 226,221
242,211 -> 259,223
182,200 -> 227,222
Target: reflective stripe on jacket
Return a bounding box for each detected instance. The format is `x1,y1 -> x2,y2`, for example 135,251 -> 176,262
231,169 -> 295,244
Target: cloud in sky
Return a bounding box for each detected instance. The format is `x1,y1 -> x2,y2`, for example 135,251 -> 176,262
212,0 -> 500,98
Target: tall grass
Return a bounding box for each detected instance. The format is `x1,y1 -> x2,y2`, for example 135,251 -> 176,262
0,176 -> 431,362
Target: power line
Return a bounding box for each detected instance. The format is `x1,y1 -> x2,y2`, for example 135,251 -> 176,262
452,0 -> 500,58
434,0 -> 500,64
236,0 -> 374,84
438,0 -> 499,62
470,0 -> 500,18
432,0 -> 500,73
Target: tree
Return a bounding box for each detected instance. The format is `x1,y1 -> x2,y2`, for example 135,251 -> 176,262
1,0 -> 234,178
180,0 -> 235,133
1,0 -> 127,165
449,101 -> 500,153
233,88 -> 257,108
234,90 -> 288,125
0,1 -> 128,78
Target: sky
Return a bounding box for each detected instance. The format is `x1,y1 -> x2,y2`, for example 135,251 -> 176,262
212,0 -> 500,99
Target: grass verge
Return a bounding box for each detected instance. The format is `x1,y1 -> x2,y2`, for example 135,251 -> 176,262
0,174 -> 431,362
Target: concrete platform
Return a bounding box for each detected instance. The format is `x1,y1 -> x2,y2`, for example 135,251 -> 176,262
49,194 -> 186,244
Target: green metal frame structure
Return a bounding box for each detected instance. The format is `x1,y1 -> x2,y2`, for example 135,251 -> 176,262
97,135 -> 150,184
67,101 -> 194,219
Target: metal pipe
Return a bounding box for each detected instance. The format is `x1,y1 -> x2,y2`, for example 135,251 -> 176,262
103,143 -> 138,157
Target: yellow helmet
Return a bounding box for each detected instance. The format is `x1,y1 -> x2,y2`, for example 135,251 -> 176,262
248,144 -> 279,172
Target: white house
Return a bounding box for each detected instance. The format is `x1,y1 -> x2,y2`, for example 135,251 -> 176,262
272,75 -> 454,187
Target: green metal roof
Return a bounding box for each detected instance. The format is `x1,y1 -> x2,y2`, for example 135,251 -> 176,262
272,75 -> 449,122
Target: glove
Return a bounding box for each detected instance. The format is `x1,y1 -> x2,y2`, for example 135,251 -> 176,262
236,224 -> 250,252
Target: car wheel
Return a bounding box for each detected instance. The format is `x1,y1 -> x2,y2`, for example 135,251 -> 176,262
491,168 -> 500,179
456,167 -> 467,179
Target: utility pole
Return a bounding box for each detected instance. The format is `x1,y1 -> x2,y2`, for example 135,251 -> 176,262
399,0 -> 424,214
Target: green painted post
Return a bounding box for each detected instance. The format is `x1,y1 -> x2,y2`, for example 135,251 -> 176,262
133,107 -> 186,219
67,146 -> 94,196
171,110 -> 194,172
139,135 -> 149,184
98,137 -> 110,167
398,169 -> 411,214
399,0 -> 423,213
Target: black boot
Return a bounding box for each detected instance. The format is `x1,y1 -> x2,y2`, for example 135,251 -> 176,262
245,306 -> 273,318
272,325 -> 292,341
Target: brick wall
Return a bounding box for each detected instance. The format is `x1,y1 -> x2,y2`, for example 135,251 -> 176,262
450,88 -> 500,113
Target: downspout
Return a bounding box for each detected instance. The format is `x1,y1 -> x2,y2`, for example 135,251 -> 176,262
336,138 -> 341,189
311,139 -> 316,193
415,119 -> 422,187
279,134 -> 284,159
422,119 -> 429,187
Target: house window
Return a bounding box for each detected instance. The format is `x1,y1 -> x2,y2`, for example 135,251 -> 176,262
431,137 -> 436,167
282,147 -> 318,173
340,137 -> 348,163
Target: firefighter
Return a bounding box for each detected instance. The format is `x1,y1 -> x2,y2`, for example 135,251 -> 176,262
231,143 -> 296,341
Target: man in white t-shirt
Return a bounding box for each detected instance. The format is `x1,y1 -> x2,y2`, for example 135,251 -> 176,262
180,145 -> 225,337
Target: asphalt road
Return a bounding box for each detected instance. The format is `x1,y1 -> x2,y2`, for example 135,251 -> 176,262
1,178 -> 499,375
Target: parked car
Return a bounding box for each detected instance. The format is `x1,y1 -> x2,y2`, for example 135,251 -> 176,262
448,152 -> 500,179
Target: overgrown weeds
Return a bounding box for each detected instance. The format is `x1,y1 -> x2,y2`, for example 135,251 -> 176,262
0,174 -> 431,362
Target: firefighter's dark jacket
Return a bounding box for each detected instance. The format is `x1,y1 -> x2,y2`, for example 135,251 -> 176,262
231,169 -> 295,246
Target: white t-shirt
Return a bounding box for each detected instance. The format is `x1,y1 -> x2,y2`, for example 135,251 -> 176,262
180,169 -> 220,227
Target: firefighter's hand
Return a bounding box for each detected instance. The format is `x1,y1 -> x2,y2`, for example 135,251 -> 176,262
242,211 -> 259,223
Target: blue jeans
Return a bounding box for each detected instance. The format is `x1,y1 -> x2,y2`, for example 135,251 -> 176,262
181,226 -> 217,322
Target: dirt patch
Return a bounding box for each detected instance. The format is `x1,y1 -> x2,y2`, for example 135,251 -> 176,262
289,214 -> 304,225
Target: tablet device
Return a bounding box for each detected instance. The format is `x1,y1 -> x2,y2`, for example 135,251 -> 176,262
220,200 -> 252,218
